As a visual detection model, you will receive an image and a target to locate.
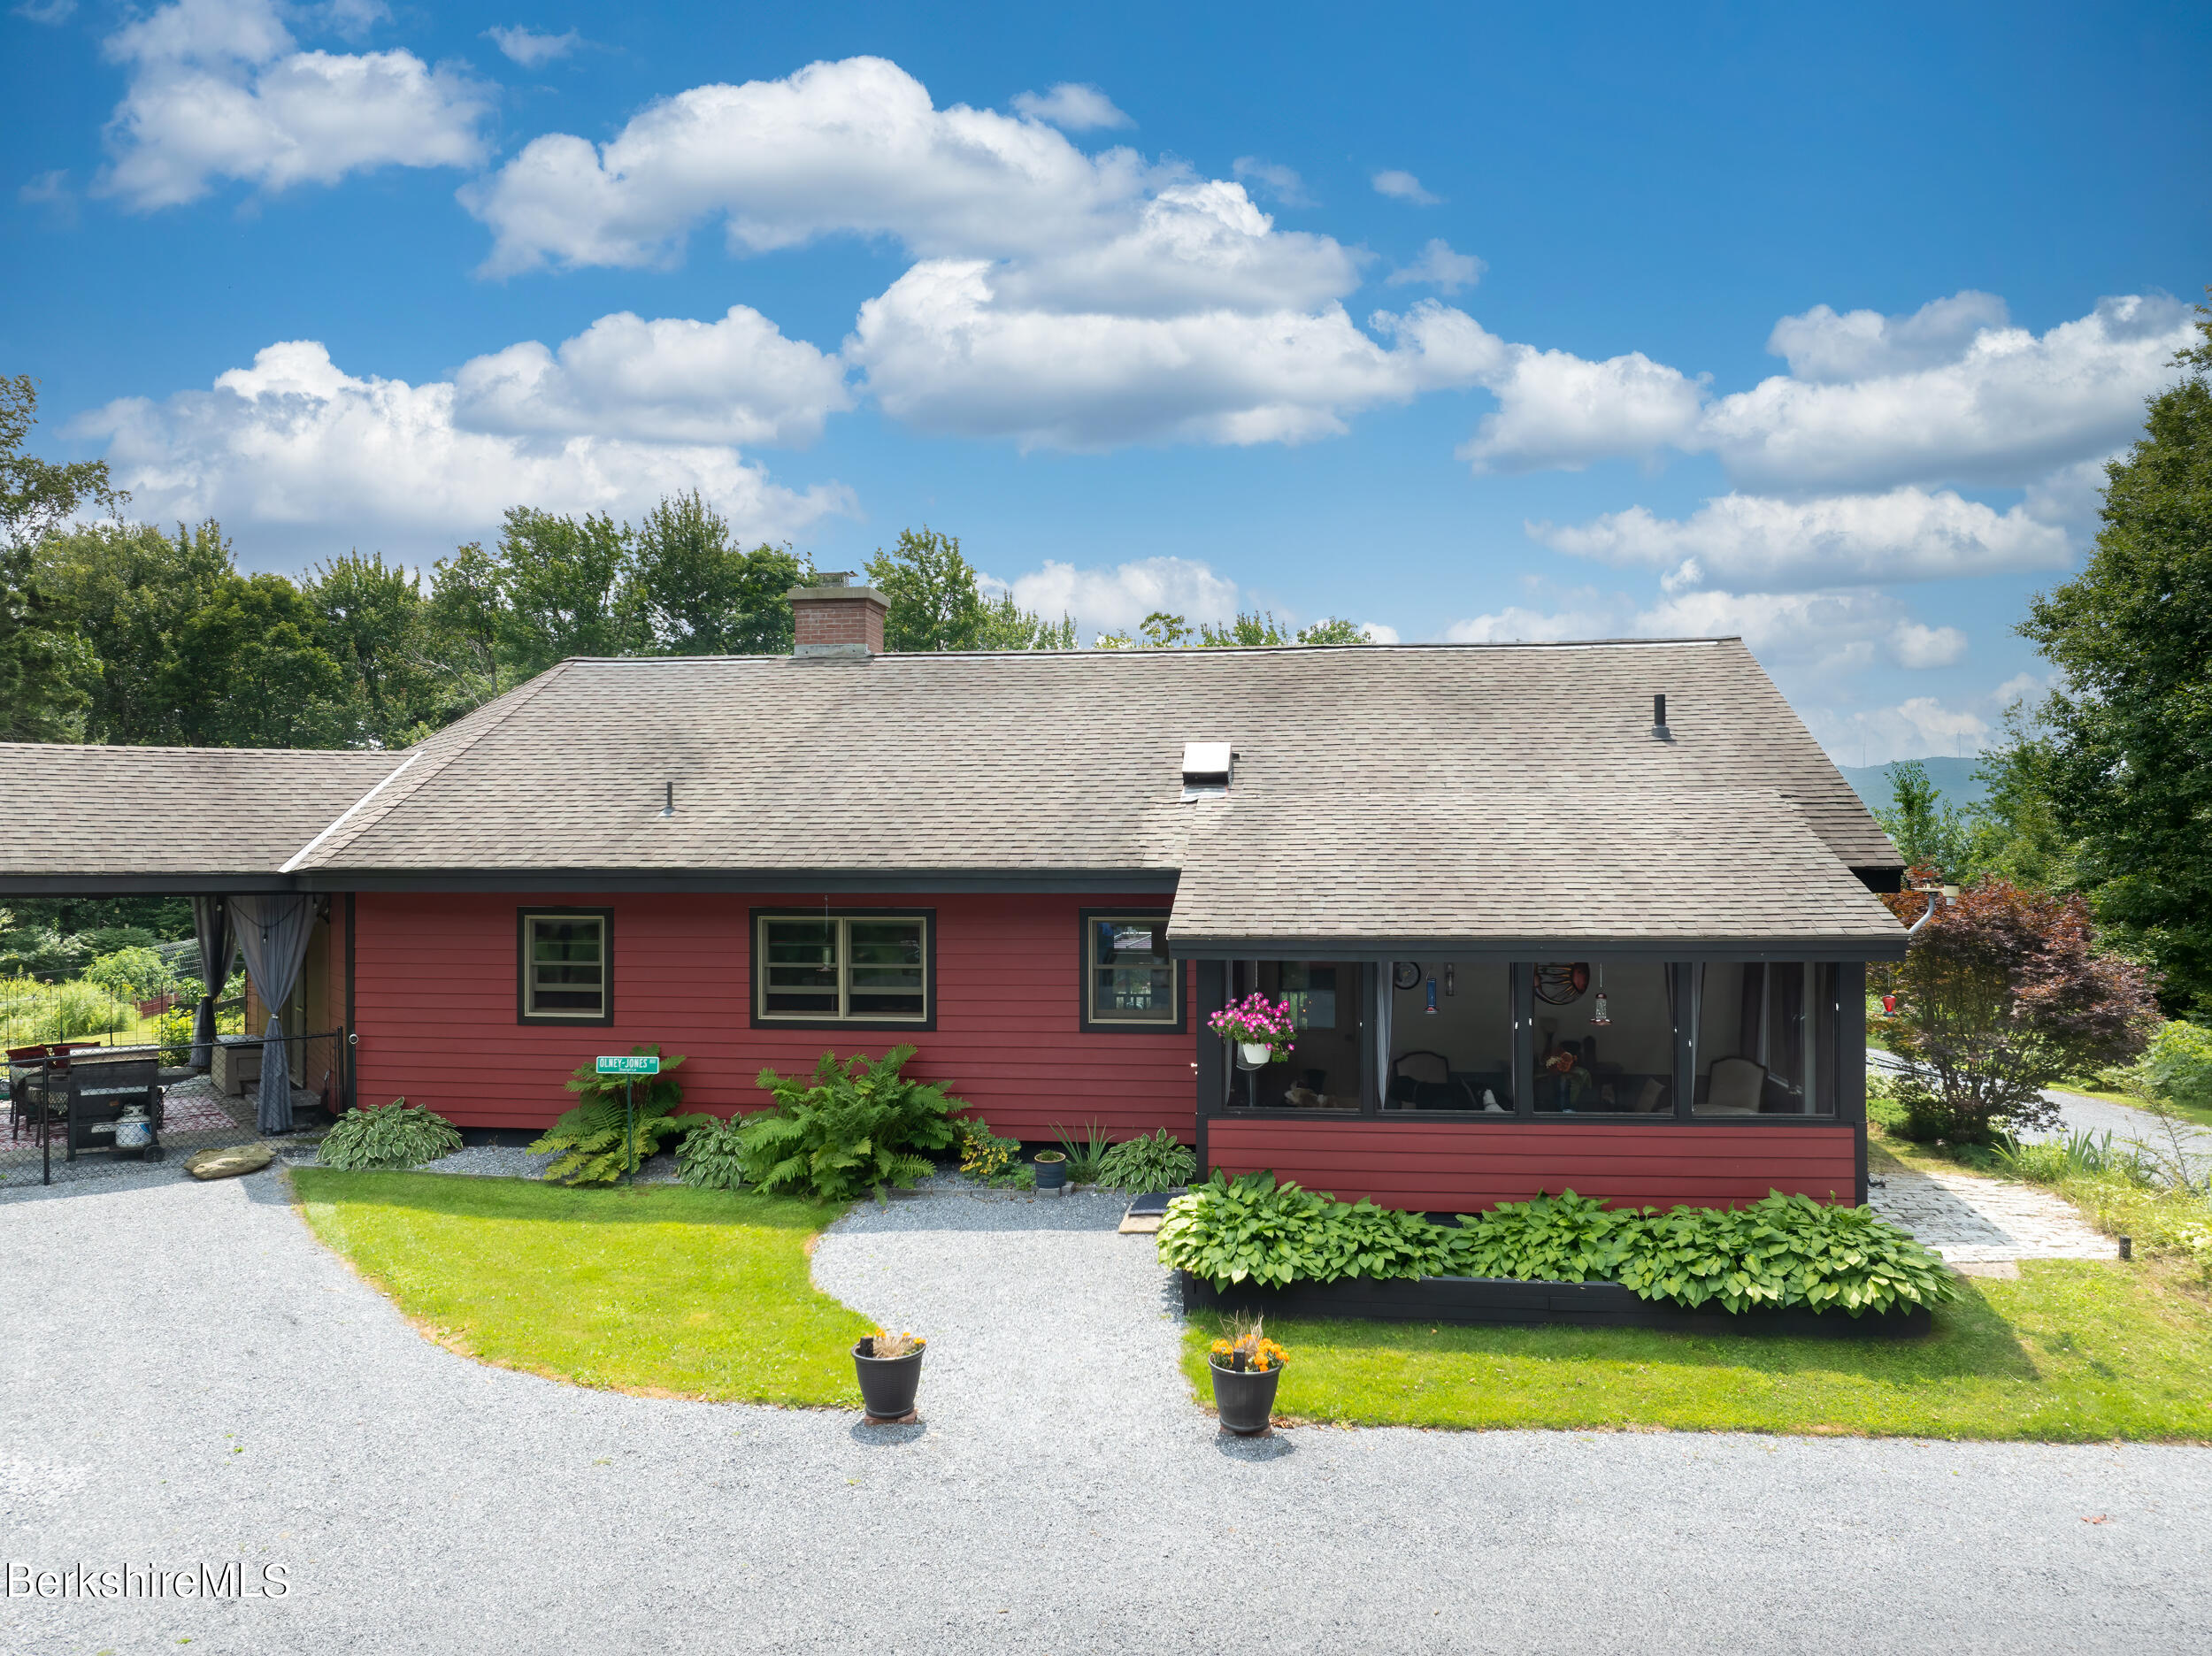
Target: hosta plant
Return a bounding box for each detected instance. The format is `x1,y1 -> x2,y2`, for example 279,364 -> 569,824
673,1113 -> 748,1191
1094,1128 -> 1196,1192
528,1046 -> 690,1185
316,1097 -> 462,1171
1160,1171 -> 1457,1288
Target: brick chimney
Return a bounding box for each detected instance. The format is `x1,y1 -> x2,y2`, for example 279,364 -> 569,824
788,571 -> 888,658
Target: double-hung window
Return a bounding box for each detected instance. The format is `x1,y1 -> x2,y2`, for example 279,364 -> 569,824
755,911 -> 932,1026
1081,911 -> 1181,1031
518,909 -> 612,1024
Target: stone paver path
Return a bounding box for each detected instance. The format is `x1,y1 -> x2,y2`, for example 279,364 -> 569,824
1871,1161 -> 2118,1263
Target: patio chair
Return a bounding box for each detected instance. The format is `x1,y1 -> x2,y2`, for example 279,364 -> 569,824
1391,1050 -> 1476,1109
7,1045 -> 65,1141
1704,1055 -> 1767,1115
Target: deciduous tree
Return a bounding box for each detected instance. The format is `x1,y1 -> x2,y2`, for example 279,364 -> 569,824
1871,878 -> 2159,1142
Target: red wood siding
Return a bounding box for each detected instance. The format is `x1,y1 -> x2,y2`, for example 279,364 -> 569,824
1206,1117 -> 1858,1211
352,891 -> 1195,1140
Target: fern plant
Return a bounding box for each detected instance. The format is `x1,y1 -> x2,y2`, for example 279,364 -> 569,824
316,1097 -> 462,1171
737,1046 -> 965,1202
528,1046 -> 689,1185
1094,1129 -> 1195,1192
674,1114 -> 748,1191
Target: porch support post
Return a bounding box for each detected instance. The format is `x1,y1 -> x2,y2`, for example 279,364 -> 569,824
1840,961 -> 1869,1204
1194,959 -> 1227,1180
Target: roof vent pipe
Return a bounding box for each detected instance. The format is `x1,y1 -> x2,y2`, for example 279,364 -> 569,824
1651,694 -> 1671,740
660,780 -> 674,818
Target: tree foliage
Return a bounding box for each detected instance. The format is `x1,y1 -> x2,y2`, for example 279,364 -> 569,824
1874,760 -> 1973,879
1096,608 -> 1372,649
1,378 -> 118,741
2018,291 -> 2212,1011
1871,878 -> 2159,1141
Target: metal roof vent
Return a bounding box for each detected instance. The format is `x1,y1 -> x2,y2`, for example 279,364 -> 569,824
1181,741 -> 1232,801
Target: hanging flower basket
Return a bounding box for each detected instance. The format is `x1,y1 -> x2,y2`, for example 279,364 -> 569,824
1210,993 -> 1296,1070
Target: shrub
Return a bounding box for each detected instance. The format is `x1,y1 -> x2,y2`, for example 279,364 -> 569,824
1094,1129 -> 1196,1192
528,1046 -> 690,1185
2138,1020 -> 2212,1115
672,1115 -> 748,1191
0,977 -> 139,1042
1158,1178 -> 1961,1316
737,1046 -> 965,1202
1990,1129 -> 2139,1185
1870,876 -> 2157,1140
317,1098 -> 463,1171
83,947 -> 175,1004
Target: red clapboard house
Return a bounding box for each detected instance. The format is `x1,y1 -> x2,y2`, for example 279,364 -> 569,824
0,577 -> 1910,1208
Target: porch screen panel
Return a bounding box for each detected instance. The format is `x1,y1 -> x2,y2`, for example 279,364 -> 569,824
1531,960 -> 1672,1116
1223,960 -> 1363,1111
1690,962 -> 1835,1116
1383,961 -> 1514,1112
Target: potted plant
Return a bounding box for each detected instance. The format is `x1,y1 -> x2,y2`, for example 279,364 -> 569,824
1210,993 -> 1298,1070
1033,1148 -> 1067,1190
853,1328 -> 926,1422
1208,1315 -> 1286,1435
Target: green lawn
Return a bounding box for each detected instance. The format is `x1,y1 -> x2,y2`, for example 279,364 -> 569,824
293,1169 -> 872,1407
1181,1260 -> 2212,1440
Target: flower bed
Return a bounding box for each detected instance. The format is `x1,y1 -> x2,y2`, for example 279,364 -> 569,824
1157,1174 -> 1957,1334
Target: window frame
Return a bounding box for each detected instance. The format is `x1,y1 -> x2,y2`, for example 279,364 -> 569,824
1078,908 -> 1187,1035
516,907 -> 615,1027
749,907 -> 937,1031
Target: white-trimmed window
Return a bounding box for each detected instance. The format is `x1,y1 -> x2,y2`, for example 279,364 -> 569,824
1082,912 -> 1181,1030
518,909 -> 611,1024
756,912 -> 931,1025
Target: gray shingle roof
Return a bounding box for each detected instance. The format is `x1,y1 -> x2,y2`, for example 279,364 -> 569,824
0,640 -> 1905,951
0,743 -> 403,887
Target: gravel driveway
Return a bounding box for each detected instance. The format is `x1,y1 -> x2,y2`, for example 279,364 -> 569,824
4,1171 -> 2209,1655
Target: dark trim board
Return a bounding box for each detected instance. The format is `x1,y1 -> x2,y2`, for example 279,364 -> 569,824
303,869 -> 1181,895
1171,937 -> 1909,963
1180,1269 -> 1932,1340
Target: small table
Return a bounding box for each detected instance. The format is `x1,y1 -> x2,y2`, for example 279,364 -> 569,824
211,1039 -> 264,1098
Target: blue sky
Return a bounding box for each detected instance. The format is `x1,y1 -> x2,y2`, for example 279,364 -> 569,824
6,1 -> 2208,763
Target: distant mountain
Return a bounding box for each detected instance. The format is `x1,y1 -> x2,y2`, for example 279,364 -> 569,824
1838,755 -> 1988,813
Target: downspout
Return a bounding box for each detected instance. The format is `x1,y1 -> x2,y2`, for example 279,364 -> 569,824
1903,884 -> 1958,938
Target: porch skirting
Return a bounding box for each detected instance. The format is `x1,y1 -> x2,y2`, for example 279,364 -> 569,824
1179,1269 -> 1932,1340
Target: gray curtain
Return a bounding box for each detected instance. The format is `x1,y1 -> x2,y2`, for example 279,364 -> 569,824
1373,962 -> 1394,1105
188,895 -> 234,1070
231,894 -> 316,1133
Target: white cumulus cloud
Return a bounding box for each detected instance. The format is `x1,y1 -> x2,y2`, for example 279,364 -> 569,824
1458,346 -> 1706,474
483,25 -> 580,67
1886,621 -> 1969,670
1371,169 -> 1439,204
1532,486 -> 2074,591
73,340 -> 852,555
1765,290 -> 2011,383
452,305 -> 851,447
986,556 -> 1241,637
1010,82 -> 1131,131
1386,238 -> 1486,295
96,0 -> 492,210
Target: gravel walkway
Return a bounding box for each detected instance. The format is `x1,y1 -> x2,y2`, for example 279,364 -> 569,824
4,1174 -> 2209,1654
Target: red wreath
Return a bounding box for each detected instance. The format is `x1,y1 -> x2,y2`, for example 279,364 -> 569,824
1533,962 -> 1590,1006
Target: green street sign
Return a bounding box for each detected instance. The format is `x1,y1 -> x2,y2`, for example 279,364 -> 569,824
595,1055 -> 661,1077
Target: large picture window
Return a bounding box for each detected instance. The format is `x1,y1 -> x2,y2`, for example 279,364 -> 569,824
1080,911 -> 1183,1031
518,909 -> 612,1024
754,911 -> 932,1027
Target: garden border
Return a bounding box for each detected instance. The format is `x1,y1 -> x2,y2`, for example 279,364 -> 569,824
1179,1269 -> 1933,1339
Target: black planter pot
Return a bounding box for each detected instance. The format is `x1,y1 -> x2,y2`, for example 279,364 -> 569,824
1209,1359 -> 1283,1435
1033,1154 -> 1067,1190
853,1338 -> 926,1421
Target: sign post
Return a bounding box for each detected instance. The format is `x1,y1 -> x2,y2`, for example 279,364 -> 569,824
595,1054 -> 661,1184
